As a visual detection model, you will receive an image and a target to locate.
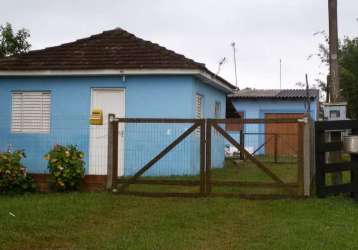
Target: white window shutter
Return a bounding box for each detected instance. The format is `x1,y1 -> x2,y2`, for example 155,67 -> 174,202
195,94 -> 203,119
195,94 -> 203,135
11,92 -> 51,133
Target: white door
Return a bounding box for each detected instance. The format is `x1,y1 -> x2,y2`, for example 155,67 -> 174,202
89,88 -> 125,176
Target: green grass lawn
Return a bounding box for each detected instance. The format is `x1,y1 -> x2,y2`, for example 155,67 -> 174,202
1,193 -> 358,250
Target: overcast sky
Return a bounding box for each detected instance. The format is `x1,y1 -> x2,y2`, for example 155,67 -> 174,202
1,0 -> 357,89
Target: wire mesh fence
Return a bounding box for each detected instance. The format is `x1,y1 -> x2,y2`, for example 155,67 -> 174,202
113,119 -> 204,194
0,118 -> 107,175
0,116 -> 305,197
209,119 -> 302,196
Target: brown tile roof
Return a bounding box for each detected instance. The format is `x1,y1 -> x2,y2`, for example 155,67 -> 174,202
228,88 -> 319,100
0,28 -> 234,89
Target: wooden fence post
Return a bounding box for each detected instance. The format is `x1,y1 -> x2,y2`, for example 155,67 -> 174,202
315,128 -> 326,198
302,115 -> 314,197
112,121 -> 119,187
205,120 -> 212,194
274,134 -> 278,163
240,129 -> 245,160
297,120 -> 305,196
351,128 -> 358,201
200,119 -> 206,195
106,114 -> 115,190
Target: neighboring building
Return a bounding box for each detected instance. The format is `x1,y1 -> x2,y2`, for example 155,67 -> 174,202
0,28 -> 234,178
227,88 -> 319,155
322,102 -> 347,120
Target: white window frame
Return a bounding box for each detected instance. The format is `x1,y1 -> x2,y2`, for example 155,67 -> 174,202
11,91 -> 51,134
214,101 -> 221,119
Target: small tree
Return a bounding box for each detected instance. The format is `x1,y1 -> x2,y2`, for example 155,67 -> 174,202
0,22 -> 31,57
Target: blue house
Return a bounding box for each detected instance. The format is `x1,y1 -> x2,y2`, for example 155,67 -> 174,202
0,28 -> 234,179
227,88 -> 319,155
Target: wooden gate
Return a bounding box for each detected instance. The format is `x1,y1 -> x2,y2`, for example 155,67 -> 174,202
207,118 -> 304,198
107,116 -> 306,199
315,120 -> 358,199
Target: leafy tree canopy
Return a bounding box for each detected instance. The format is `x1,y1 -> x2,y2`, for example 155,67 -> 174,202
312,30 -> 358,118
0,22 -> 31,57
339,37 -> 358,118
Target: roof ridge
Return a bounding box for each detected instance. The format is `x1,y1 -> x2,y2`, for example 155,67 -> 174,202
0,27 -> 234,89
1,27 -> 205,68
115,28 -> 206,68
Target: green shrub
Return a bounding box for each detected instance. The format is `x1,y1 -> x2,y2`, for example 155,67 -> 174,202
0,150 -> 36,194
45,145 -> 85,191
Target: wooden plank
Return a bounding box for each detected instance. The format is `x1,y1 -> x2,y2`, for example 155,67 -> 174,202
323,162 -> 354,173
106,114 -> 115,190
315,120 -> 358,131
209,118 -> 301,124
315,126 -> 326,198
297,122 -> 304,196
205,120 -> 212,194
211,180 -> 298,188
117,122 -> 200,192
116,179 -> 200,186
208,193 -> 300,200
274,134 -> 278,163
200,120 -> 206,194
351,154 -> 358,201
117,191 -> 298,200
212,123 -> 290,188
325,183 -> 353,194
240,130 -> 245,160
318,141 -> 342,152
118,191 -> 203,198
112,121 -> 119,186
114,118 -> 198,123
303,115 -> 314,196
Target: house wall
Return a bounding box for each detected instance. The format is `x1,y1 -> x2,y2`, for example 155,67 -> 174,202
0,75 -> 227,176
192,78 -> 227,168
230,98 -> 318,154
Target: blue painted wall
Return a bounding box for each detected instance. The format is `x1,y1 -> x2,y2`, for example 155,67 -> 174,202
230,98 -> 318,154
191,78 -> 227,169
0,75 -> 227,176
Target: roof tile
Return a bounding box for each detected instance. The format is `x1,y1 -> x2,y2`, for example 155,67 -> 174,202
228,88 -> 319,99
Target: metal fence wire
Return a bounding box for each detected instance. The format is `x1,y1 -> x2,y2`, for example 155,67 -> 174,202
0,116 -> 305,197
111,118 -> 304,197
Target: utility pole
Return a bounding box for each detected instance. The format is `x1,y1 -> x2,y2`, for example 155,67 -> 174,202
231,42 -> 238,88
328,0 -> 341,103
328,0 -> 342,185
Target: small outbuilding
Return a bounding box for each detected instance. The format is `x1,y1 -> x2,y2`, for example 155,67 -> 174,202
227,88 -> 319,155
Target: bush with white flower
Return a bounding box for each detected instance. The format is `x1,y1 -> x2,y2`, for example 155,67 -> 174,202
44,145 -> 85,191
0,150 -> 36,194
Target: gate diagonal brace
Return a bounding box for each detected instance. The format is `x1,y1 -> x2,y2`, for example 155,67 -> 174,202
117,122 -> 200,192
211,122 -> 295,195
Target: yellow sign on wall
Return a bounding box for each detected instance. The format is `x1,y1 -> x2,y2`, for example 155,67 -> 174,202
90,109 -> 103,125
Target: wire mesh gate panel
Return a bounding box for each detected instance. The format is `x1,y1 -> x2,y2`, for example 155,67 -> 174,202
108,117 -> 305,198
206,118 -> 304,198
109,118 -> 205,197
